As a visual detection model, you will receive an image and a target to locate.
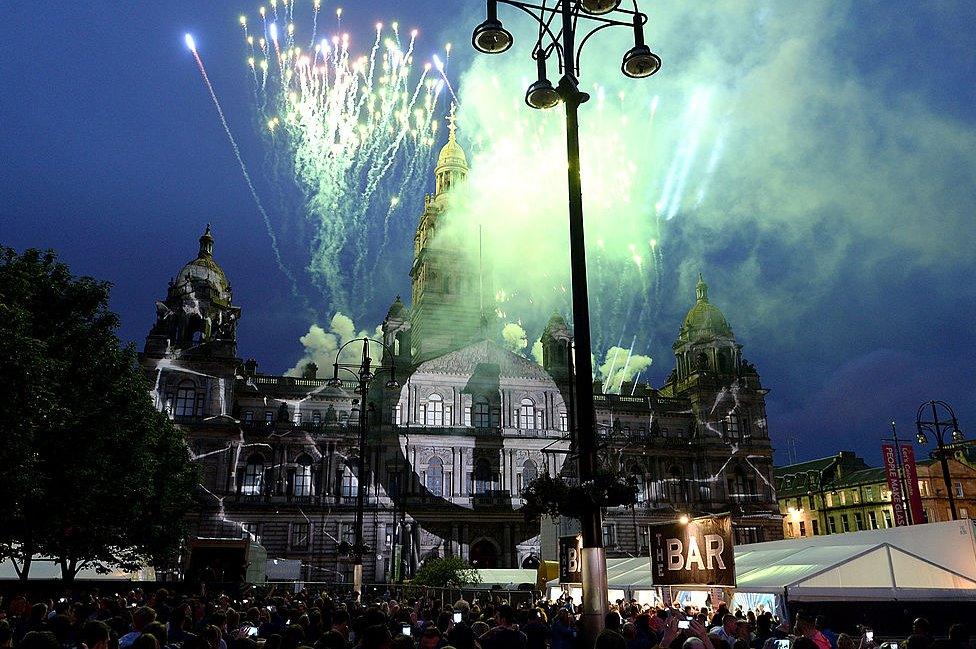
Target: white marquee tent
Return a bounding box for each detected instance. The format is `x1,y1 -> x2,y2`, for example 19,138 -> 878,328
547,520 -> 976,607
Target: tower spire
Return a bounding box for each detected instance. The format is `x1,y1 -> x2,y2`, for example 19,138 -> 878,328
199,223 -> 214,259
696,273 -> 708,302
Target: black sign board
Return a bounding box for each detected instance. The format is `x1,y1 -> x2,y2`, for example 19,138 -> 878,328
558,535 -> 582,585
649,515 -> 736,587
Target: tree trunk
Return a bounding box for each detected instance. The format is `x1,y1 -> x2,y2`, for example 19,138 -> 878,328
59,556 -> 79,584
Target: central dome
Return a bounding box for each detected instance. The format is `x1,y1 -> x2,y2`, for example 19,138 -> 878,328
679,275 -> 732,339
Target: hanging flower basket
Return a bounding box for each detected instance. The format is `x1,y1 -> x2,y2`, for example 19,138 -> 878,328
521,471 -> 638,520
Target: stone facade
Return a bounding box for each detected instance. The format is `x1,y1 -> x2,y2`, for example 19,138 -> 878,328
139,127 -> 781,584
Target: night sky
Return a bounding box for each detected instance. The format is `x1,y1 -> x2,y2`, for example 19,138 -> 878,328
2,1 -> 974,466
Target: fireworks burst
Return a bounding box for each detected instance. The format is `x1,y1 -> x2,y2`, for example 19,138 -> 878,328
240,3 -> 444,316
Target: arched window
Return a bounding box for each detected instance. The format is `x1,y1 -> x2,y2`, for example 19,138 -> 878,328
519,398 -> 537,430
426,456 -> 444,497
520,459 -> 538,494
293,454 -> 313,497
473,397 -> 491,428
242,454 -> 265,495
474,458 -> 492,495
341,461 -> 358,498
425,393 -> 444,427
174,380 -> 198,418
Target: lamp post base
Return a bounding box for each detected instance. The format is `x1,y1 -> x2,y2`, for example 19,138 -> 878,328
581,545 -> 609,646
352,563 -> 363,597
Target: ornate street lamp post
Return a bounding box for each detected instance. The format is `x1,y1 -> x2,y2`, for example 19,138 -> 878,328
328,337 -> 400,595
471,0 -> 660,638
915,400 -> 965,521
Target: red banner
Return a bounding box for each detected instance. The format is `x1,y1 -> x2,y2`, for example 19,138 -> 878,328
901,444 -> 925,525
882,444 -> 909,527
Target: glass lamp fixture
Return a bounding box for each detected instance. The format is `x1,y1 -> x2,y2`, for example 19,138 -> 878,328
472,1 -> 513,54
580,0 -> 621,15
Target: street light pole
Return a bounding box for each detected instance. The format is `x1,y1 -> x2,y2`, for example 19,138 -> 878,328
471,0 -> 661,639
916,400 -> 965,521
329,337 -> 400,596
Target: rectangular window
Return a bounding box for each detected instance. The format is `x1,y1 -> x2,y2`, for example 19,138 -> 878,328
961,508 -> 970,519
733,526 -> 761,545
839,491 -> 847,505
312,411 -> 321,424
602,524 -> 617,547
957,482 -> 965,498
865,486 -> 874,501
826,493 -> 834,507
444,405 -> 453,427
852,490 -> 860,504
854,512 -> 863,530
841,514 -> 850,532
828,516 -> 837,534
293,411 -> 302,424
788,521 -> 795,536
242,522 -> 261,543
808,495 -> 816,510
464,406 -> 472,427
391,403 -> 402,426
869,511 -> 879,529
340,522 -> 355,543
243,410 -> 254,423
883,509 -> 893,528
559,412 -> 568,432
264,410 -> 274,423
290,523 -> 310,550
812,520 -> 820,535
799,521 -> 806,536
387,471 -> 401,499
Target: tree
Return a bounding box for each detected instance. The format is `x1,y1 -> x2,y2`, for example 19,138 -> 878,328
0,248 -> 198,581
411,556 -> 482,588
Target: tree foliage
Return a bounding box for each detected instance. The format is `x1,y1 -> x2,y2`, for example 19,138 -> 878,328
411,556 -> 482,588
0,247 -> 198,581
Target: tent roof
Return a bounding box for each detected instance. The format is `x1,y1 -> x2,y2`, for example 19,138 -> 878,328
473,568 -> 537,587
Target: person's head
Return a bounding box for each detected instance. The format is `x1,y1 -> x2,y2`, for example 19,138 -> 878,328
30,603 -> 49,622
82,621 -> 111,649
204,625 -> 223,649
133,607 -> 158,632
419,626 -> 441,649
595,628 -> 626,649
332,611 -> 350,631
0,621 -> 13,649
949,625 -> 969,645
709,634 -> 730,649
495,605 -> 515,627
622,623 -> 637,642
683,638 -> 705,649
914,619 -> 932,637
144,622 -> 168,647
837,634 -> 855,649
723,615 -> 738,635
133,633 -> 160,649
391,635 -> 416,649
471,622 -> 489,638
605,612 -> 621,633
364,625 -> 394,649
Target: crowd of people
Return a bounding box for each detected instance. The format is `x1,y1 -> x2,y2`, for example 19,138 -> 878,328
0,587 -> 969,649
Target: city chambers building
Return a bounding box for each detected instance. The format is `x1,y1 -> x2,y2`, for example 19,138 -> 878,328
139,125 -> 781,584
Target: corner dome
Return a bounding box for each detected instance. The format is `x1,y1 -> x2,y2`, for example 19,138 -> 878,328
176,225 -> 230,296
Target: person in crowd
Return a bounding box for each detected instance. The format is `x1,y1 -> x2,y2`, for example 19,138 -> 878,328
120,608 -> 158,649
478,606 -> 525,649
